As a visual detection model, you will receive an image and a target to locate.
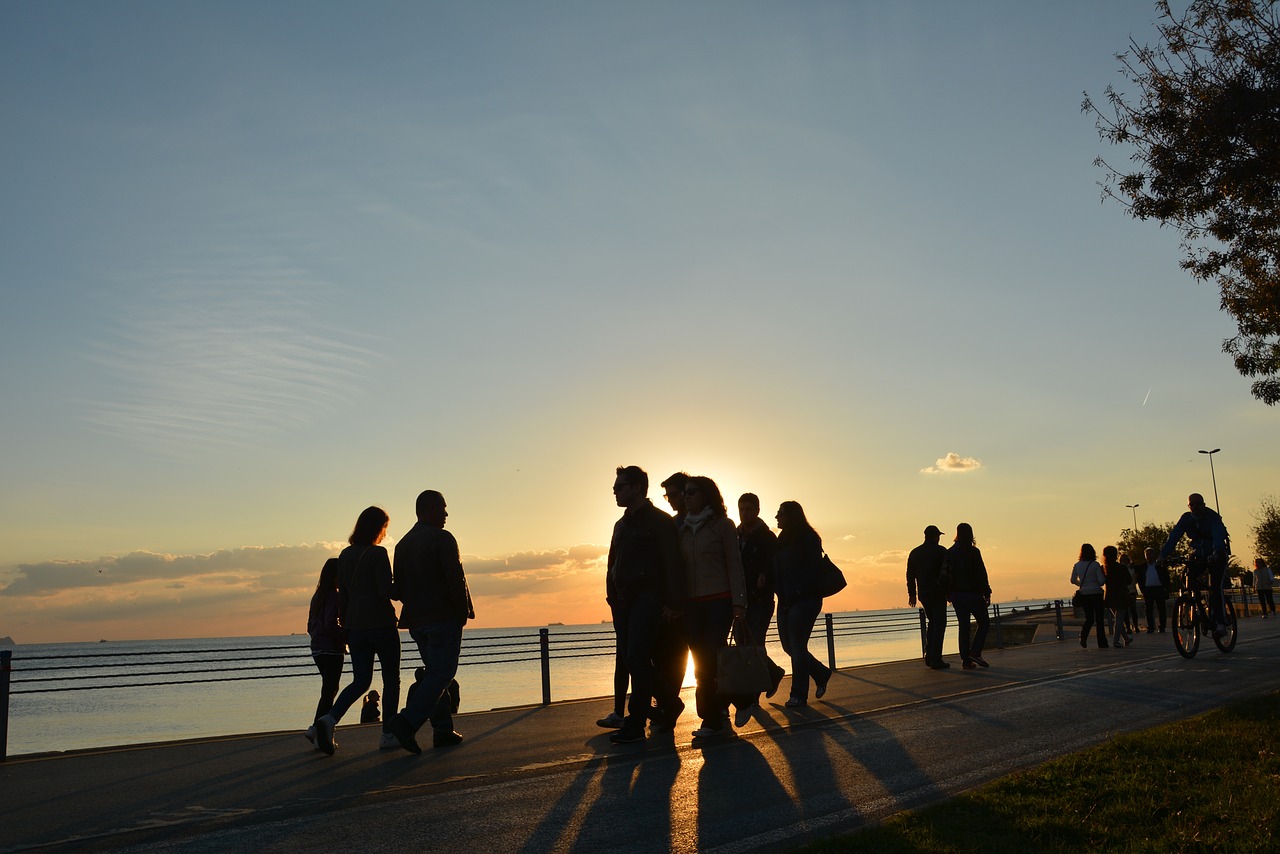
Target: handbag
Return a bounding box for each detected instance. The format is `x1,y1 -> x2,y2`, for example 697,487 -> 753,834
818,552 -> 848,598
716,619 -> 774,696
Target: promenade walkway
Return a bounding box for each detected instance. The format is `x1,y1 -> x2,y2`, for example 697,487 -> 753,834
4,616 -> 1278,853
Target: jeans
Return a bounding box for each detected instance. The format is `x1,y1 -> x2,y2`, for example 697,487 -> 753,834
740,596 -> 780,705
683,598 -> 735,725
311,652 -> 344,723
951,592 -> 990,662
919,595 -> 948,664
1260,589 -> 1276,615
616,592 -> 663,725
329,626 -> 401,728
778,596 -> 829,701
402,619 -> 465,732
1079,593 -> 1107,646
1141,585 -> 1167,630
608,602 -> 629,717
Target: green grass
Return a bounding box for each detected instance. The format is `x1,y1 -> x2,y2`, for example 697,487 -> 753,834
799,692 -> 1280,853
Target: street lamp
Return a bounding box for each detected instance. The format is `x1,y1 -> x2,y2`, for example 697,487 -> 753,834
1198,448 -> 1221,513
1126,503 -> 1140,532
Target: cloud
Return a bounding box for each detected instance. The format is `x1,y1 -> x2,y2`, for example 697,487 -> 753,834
920,452 -> 983,475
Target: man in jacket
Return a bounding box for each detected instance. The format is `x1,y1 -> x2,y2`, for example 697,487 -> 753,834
907,525 -> 950,669
388,490 -> 475,753
607,466 -> 685,745
1137,547 -> 1171,633
1161,493 -> 1230,634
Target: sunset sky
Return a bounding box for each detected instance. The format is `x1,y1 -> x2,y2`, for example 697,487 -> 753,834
3,2 -> 1277,644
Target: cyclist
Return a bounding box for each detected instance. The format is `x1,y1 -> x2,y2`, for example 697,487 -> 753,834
1160,493 -> 1231,637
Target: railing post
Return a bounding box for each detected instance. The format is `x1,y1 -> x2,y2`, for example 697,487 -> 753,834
1054,599 -> 1064,641
825,613 -> 836,672
539,628 -> 551,705
992,603 -> 1004,648
1,649 -> 11,762
918,608 -> 927,658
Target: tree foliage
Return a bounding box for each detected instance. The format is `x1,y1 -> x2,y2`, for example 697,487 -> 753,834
1251,494 -> 1280,563
1083,0 -> 1280,404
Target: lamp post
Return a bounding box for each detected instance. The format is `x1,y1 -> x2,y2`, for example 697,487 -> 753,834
1126,503 -> 1140,533
1198,448 -> 1221,513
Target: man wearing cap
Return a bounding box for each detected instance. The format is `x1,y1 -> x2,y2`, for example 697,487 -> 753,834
907,525 -> 950,669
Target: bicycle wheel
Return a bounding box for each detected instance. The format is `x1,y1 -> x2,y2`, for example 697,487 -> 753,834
1173,599 -> 1199,659
1213,598 -> 1238,653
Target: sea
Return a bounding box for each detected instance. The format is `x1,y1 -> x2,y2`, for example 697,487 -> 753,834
2,606 -> 1008,758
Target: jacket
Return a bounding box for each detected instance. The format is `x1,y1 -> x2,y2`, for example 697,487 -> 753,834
607,500 -> 685,610
738,518 -> 778,604
336,544 -> 398,631
1071,560 -> 1105,595
1103,561 -> 1130,608
395,522 -> 475,628
775,529 -> 824,604
943,544 -> 991,597
906,541 -> 949,601
679,514 -> 748,608
307,563 -> 346,654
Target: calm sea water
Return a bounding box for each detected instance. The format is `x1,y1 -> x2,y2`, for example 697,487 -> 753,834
2,607 -> 1006,757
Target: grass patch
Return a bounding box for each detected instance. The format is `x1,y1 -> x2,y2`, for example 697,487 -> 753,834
799,692 -> 1280,853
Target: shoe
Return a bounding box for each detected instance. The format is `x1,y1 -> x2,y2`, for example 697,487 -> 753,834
1212,623 -> 1229,639
733,705 -> 756,728
815,677 -> 829,700
305,725 -> 316,746
388,713 -> 422,754
784,697 -> 807,708
927,660 -> 951,670
1079,635 -> 1087,648
1158,627 -> 1165,633
1099,641 -> 1110,648
432,730 -> 464,748
315,715 -> 336,756
610,726 -> 645,745
379,732 -> 400,750
962,659 -> 978,670
691,723 -> 725,738
767,664 -> 786,699
596,711 -> 625,729
1147,627 -> 1155,634
649,697 -> 684,731
973,656 -> 990,668
1122,635 -> 1132,647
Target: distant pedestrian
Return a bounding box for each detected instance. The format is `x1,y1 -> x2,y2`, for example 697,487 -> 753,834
1103,546 -> 1133,647
907,525 -> 950,670
737,492 -> 785,713
1071,544 -> 1108,648
1121,552 -> 1141,634
1256,558 -> 1275,617
606,466 -> 686,745
315,506 -> 401,756
360,690 -> 381,724
1138,547 -> 1170,633
387,490 -> 475,753
678,476 -> 749,739
943,523 -> 992,669
774,501 -> 832,707
305,557 -> 346,749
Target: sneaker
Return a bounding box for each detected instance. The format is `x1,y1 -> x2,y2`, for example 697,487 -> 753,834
432,730 -> 464,748
315,715 -> 336,756
927,660 -> 952,670
379,732 -> 400,750
815,677 -> 829,700
305,725 -> 316,746
691,723 -> 725,738
784,697 -> 807,708
973,656 -> 990,668
388,713 -> 422,754
610,726 -> 645,745
650,697 -> 685,731
962,659 -> 978,670
767,663 -> 786,699
1079,635 -> 1087,648
596,711 -> 625,729
733,705 -> 756,728
1212,623 -> 1229,639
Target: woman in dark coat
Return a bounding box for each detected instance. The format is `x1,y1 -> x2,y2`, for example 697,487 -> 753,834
1102,545 -> 1133,647
773,501 -> 831,707
305,557 -> 345,747
945,522 -> 992,670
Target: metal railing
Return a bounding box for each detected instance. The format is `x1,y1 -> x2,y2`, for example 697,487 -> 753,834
0,601 -> 1065,760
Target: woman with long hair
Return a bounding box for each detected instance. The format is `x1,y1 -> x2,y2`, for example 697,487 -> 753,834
1102,545 -> 1133,647
946,522 -> 992,669
773,500 -> 832,707
1071,543 -> 1108,648
305,557 -> 345,747
678,475 -> 749,739
314,506 -> 401,755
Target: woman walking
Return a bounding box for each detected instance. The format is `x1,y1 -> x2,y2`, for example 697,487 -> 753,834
305,557 -> 346,747
946,523 -> 992,669
1071,544 -> 1108,648
1103,545 -> 1133,647
773,501 -> 832,707
314,506 -> 401,755
678,475 -> 749,739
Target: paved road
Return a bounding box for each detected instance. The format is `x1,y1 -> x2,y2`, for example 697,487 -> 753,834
3,618 -> 1278,853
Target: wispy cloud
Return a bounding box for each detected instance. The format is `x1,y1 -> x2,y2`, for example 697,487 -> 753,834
920,452 -> 983,475
82,257 -> 378,453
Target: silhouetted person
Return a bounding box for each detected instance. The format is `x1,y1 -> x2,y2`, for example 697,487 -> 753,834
1103,545 -> 1133,647
315,506 -> 401,755
1256,558 -> 1275,617
737,492 -> 784,714
360,690 -> 381,723
945,522 -> 991,669
649,470 -> 692,728
1072,543 -> 1108,648
907,525 -> 950,670
1161,493 -> 1230,634
305,557 -> 346,748
1138,547 -> 1171,633
607,466 -> 685,745
774,501 -> 831,707
388,490 -> 474,753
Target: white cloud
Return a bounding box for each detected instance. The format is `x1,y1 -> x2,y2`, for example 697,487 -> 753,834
920,452 -> 983,475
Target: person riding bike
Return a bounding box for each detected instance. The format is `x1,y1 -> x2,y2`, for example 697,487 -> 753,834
1160,493 -> 1231,637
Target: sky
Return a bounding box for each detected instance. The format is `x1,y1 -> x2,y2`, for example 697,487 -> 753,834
3,1 -> 1277,644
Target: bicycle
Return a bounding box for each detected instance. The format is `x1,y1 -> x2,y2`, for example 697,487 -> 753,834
1171,557 -> 1238,659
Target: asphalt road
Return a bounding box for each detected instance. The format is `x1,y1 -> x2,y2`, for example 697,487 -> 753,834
3,617 -> 1277,853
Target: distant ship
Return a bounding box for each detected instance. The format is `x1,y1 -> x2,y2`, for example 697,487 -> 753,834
547,621 -> 564,626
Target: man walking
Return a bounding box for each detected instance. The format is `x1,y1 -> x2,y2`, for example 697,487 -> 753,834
650,471 -> 692,728
907,525 -> 950,669
607,466 -> 685,744
388,490 -> 474,753
1138,547 -> 1171,633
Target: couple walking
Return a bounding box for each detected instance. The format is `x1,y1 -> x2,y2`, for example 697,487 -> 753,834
906,523 -> 993,670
